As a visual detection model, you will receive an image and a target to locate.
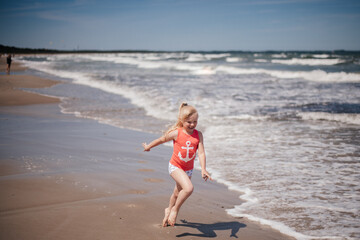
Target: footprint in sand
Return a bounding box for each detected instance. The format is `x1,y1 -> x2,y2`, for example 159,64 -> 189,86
152,223 -> 163,228
144,178 -> 164,183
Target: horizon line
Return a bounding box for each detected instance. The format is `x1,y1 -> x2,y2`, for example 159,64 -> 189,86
1,44 -> 360,53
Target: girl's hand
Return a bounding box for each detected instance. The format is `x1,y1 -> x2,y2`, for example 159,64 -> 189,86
142,143 -> 150,151
201,169 -> 212,181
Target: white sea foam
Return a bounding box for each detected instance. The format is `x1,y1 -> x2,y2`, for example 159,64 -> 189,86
204,53 -> 231,59
185,53 -> 230,62
215,66 -> 360,82
226,211 -> 343,240
19,59 -> 90,82
300,54 -> 331,59
141,55 -> 162,61
79,54 -> 215,74
271,53 -> 287,58
81,54 -> 144,66
312,54 -> 331,58
55,54 -> 359,82
298,112 -> 360,125
185,54 -> 206,62
254,59 -> 267,63
218,114 -> 269,121
266,69 -> 360,82
272,58 -> 345,66
200,167 -> 259,206
226,57 -> 241,62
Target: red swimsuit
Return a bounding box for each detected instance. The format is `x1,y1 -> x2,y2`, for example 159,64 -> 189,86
169,128 -> 199,171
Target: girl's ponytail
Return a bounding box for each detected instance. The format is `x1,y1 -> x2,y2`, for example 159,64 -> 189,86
178,102 -> 188,118
164,102 -> 197,136
179,102 -> 188,109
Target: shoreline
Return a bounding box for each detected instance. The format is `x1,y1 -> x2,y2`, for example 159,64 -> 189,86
0,59 -> 295,239
0,74 -> 61,106
0,56 -> 60,106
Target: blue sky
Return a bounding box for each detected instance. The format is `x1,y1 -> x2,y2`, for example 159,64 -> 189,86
0,0 -> 359,51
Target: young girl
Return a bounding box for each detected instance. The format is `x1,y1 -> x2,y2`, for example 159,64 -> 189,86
142,103 -> 212,227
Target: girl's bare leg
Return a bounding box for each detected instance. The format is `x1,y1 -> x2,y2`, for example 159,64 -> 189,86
167,169 -> 193,226
162,185 -> 179,227
162,208 -> 171,227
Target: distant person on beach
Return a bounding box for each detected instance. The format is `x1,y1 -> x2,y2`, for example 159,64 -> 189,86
142,102 -> 212,227
6,54 -> 12,74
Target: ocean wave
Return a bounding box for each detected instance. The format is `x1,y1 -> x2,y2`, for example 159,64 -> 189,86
215,66 -> 360,82
254,59 -> 268,63
271,58 -> 345,66
216,115 -> 269,121
267,69 -> 360,82
20,58 -> 175,121
21,54 -> 360,83
271,53 -> 287,58
185,53 -> 230,62
47,54 -> 359,82
69,76 -> 174,122
86,54 -> 359,81
80,54 -> 145,66
226,57 -> 241,62
78,54 -> 214,74
312,54 -> 331,59
298,112 -> 360,125
191,65 -> 360,81
19,59 -> 90,81
81,52 -> 230,65
300,54 -> 331,59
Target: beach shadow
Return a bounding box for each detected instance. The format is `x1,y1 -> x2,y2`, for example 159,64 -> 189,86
176,219 -> 246,238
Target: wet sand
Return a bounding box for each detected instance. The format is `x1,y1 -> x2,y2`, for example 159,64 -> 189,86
0,74 -> 60,106
0,56 -> 60,106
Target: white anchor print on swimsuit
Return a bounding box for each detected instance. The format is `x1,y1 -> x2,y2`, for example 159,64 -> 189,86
178,141 -> 196,162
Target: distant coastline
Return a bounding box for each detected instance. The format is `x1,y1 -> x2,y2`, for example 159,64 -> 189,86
0,44 -> 161,54
1,44 -> 359,55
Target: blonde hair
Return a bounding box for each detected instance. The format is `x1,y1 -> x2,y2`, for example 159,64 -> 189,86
165,102 -> 198,136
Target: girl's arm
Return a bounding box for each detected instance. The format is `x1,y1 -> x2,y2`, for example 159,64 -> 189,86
142,130 -> 177,152
198,131 -> 212,181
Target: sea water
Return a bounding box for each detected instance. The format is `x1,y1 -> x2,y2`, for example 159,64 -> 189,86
18,51 -> 360,240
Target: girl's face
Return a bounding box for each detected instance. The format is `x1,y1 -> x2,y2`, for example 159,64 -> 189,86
182,113 -> 198,134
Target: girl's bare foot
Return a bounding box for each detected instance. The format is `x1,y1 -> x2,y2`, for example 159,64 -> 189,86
162,208 -> 171,227
168,209 -> 178,227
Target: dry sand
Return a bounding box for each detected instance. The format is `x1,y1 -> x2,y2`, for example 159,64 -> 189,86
0,59 -> 295,240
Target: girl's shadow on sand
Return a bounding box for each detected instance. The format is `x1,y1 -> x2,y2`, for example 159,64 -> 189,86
176,219 -> 246,238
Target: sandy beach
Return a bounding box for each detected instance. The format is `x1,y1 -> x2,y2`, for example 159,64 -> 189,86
0,58 -> 295,239
0,56 -> 59,106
